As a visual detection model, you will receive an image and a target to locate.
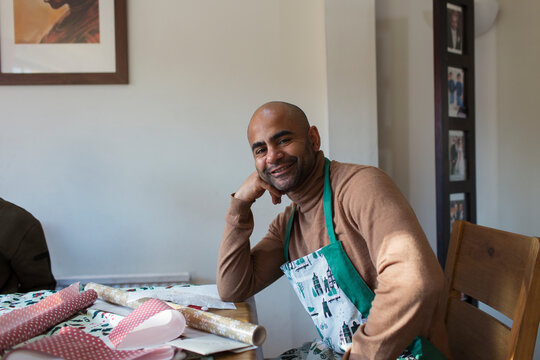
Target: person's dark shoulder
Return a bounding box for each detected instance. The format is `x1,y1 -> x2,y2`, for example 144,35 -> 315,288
0,198 -> 42,242
0,197 -> 39,223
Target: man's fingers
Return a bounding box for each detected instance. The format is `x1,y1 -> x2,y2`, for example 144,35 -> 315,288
234,172 -> 266,202
260,182 -> 283,205
235,171 -> 285,205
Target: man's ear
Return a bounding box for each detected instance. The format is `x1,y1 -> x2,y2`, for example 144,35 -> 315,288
308,126 -> 321,151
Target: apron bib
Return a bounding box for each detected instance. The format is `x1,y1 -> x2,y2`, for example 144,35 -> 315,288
279,159 -> 445,359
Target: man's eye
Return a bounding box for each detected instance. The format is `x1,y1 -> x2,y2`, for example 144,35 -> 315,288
255,148 -> 266,155
279,138 -> 291,145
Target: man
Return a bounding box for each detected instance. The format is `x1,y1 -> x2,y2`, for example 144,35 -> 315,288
0,197 -> 56,294
455,73 -> 463,108
217,102 -> 450,359
457,203 -> 465,221
450,136 -> 458,175
448,71 -> 455,106
447,9 -> 462,52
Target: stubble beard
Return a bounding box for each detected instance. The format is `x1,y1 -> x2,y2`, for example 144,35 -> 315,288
261,149 -> 316,193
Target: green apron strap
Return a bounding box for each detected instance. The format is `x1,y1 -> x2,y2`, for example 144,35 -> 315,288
284,204 -> 296,262
323,158 -> 338,244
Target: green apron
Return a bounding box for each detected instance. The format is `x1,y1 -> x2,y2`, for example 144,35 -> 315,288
279,158 -> 445,359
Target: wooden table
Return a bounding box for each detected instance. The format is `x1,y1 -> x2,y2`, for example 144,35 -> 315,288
211,299 -> 263,360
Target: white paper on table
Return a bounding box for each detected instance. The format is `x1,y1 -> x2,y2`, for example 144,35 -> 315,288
126,285 -> 236,310
231,345 -> 257,353
167,328 -> 254,355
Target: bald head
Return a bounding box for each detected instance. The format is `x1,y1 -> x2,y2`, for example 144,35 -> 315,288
248,101 -> 310,141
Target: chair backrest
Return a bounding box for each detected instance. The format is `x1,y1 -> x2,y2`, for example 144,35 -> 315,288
441,220 -> 540,360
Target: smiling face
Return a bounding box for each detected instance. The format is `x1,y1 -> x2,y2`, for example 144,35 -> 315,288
248,102 -> 320,193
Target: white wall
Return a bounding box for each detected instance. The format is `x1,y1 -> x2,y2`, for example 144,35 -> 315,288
375,0 -> 438,250
325,0 -> 378,165
494,0 -> 540,236
0,1 -> 378,357
1,0 -> 328,282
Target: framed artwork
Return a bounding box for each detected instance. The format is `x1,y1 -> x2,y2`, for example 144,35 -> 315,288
433,0 -> 476,267
0,0 -> 128,85
447,3 -> 463,55
448,66 -> 466,118
449,192 -> 466,233
449,130 -> 466,181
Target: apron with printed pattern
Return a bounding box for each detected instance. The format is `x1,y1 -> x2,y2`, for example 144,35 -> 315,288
280,158 -> 445,359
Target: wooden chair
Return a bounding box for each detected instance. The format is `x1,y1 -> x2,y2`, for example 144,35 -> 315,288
441,220 -> 540,360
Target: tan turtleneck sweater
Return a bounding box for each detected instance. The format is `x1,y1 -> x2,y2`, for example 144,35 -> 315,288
217,152 -> 450,359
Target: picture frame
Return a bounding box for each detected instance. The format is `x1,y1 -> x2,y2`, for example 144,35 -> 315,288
447,3 -> 463,55
449,192 -> 466,233
449,130 -> 466,181
0,0 -> 127,85
433,0 -> 476,267
447,66 -> 466,118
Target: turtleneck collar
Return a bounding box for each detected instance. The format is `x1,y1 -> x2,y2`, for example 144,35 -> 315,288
286,151 -> 326,212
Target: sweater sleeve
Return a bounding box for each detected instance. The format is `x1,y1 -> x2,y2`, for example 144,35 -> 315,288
341,168 -> 446,360
216,195 -> 289,302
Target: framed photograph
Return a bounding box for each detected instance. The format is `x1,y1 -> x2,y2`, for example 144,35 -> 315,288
449,193 -> 466,233
449,130 -> 466,181
0,0 -> 127,85
447,3 -> 463,55
448,66 -> 466,118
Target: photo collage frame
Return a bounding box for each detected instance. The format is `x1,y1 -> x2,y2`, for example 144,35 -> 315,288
433,0 -> 476,267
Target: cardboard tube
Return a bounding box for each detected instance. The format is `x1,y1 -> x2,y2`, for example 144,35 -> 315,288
84,282 -> 266,346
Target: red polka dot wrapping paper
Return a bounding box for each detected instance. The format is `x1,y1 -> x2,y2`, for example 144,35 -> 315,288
2,293 -> 184,360
5,327 -> 175,360
0,283 -> 97,353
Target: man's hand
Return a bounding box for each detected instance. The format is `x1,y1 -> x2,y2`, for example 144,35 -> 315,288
234,171 -> 283,205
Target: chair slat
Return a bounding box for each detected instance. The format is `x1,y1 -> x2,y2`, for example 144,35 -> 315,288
446,297 -> 509,360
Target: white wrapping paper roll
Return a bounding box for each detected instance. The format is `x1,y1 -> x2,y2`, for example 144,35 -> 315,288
84,283 -> 266,346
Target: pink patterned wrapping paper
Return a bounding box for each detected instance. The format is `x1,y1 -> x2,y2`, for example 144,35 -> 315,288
0,283 -> 97,353
108,298 -> 179,348
4,327 -> 174,360
3,295 -> 183,360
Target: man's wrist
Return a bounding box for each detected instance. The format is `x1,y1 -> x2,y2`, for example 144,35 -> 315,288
231,193 -> 255,205
233,190 -> 256,203
226,194 -> 255,224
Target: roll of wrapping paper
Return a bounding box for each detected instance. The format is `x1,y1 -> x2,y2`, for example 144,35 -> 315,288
84,282 -> 266,346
